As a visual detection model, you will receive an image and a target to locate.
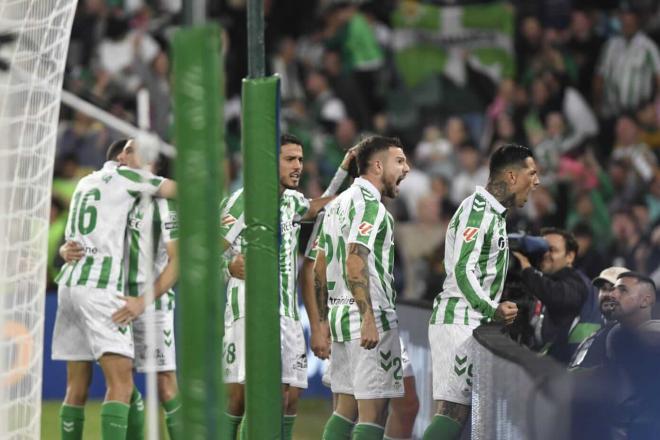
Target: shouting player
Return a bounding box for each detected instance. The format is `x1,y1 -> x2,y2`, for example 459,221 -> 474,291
423,144 -> 539,439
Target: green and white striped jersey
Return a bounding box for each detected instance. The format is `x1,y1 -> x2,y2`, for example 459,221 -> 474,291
55,161 -> 164,292
219,188 -> 246,323
430,186 -> 508,327
280,189 -> 310,320
125,197 -> 178,311
318,178 -> 398,342
219,188 -> 310,322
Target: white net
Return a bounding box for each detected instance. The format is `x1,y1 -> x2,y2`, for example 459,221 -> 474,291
0,1 -> 78,438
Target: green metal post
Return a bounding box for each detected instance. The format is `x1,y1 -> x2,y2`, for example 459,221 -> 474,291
173,24 -> 224,439
247,0 -> 265,78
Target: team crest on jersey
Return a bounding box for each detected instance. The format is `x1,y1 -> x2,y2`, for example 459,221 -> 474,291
221,214 -> 237,226
358,222 -> 373,236
463,227 -> 479,242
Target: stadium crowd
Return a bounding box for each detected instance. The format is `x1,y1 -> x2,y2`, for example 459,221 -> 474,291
50,0 -> 660,306
43,0 -> 660,438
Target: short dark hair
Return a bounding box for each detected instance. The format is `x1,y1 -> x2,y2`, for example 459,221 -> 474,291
618,271 -> 657,293
355,136 -> 404,175
541,227 -> 579,257
106,138 -> 131,161
488,143 -> 534,177
280,133 -> 302,147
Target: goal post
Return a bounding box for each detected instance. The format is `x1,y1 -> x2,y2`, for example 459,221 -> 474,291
0,0 -> 78,437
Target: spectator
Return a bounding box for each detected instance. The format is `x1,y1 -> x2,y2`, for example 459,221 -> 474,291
611,115 -> 657,184
513,228 -> 590,363
572,222 -> 609,280
566,9 -> 605,100
321,50 -> 370,129
610,209 -> 650,272
594,6 -> 660,118
305,69 -> 347,132
450,143 -> 489,206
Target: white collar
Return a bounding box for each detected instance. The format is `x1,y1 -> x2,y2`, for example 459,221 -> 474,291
354,177 -> 381,202
476,186 -> 506,215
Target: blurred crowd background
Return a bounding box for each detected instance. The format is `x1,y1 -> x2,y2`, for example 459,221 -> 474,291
50,0 -> 660,304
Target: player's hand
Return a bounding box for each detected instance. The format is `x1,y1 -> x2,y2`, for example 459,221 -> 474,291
512,251 -> 531,270
59,241 -> 85,263
494,301 -> 518,325
360,314 -> 379,350
112,296 -> 146,326
228,254 -> 245,280
340,147 -> 358,171
311,321 -> 331,359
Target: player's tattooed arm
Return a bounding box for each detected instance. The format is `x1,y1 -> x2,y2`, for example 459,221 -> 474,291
312,251 -> 329,322
437,400 -> 470,425
346,243 -> 373,318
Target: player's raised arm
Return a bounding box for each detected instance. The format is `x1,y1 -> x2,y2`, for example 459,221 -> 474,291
301,195 -> 335,222
156,178 -> 176,199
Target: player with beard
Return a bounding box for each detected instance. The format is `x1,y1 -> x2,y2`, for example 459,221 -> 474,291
424,144 -> 539,439
569,266 -> 630,370
219,134 -> 334,439
314,136 -> 410,440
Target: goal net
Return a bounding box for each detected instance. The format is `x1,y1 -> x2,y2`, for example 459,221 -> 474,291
0,1 -> 78,437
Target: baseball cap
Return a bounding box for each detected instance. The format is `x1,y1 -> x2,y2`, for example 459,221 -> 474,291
592,267 -> 630,288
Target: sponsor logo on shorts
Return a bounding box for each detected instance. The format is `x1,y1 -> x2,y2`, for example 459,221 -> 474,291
295,353 -> 307,370
164,221 -> 178,230
358,222 -> 373,236
463,227 -> 479,242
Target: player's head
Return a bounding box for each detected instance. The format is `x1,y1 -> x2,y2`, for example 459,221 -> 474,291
114,138 -> 145,169
355,135 -> 409,198
593,267 -> 631,320
539,227 -> 578,275
488,143 -> 539,208
106,138 -> 131,162
608,272 -> 656,325
279,133 -> 304,190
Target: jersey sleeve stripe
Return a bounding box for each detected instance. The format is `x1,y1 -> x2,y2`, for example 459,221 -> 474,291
117,168 -> 144,183
454,197 -> 497,319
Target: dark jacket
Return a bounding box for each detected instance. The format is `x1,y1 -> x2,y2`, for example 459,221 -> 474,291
520,266 -> 588,363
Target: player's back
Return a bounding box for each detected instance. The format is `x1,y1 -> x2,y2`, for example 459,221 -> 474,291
55,162 -> 162,292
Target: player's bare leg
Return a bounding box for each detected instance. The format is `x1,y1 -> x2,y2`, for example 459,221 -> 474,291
224,383 -> 245,440
354,398 -> 389,439
283,385 -> 302,440
99,353 -> 134,440
158,371 -> 181,440
384,376 -> 419,439
422,400 -> 469,440
323,393 -> 357,439
60,361 -> 92,440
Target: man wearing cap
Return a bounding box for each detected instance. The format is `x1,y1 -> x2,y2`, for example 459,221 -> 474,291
569,266 -> 630,370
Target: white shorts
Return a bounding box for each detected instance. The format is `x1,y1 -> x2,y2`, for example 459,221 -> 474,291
52,285 -> 134,361
322,335 -> 413,389
223,317 -> 245,384
280,316 -> 308,389
330,328 -> 405,399
133,308 -> 176,373
429,324 -> 477,405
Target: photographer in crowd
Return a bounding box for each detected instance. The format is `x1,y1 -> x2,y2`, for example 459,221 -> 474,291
513,228 -> 592,364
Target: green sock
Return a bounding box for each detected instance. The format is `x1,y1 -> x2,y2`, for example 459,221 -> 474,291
221,412 -> 243,440
162,395 -> 182,440
422,415 -> 462,440
322,413 -> 354,440
60,404 -> 84,440
126,387 -> 144,440
101,401 -> 130,440
283,414 -> 296,440
352,423 -> 384,440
